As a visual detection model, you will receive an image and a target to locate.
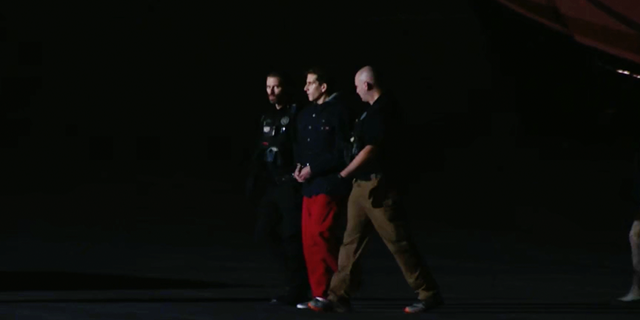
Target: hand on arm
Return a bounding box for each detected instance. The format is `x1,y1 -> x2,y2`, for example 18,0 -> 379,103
339,108 -> 385,179
339,145 -> 377,179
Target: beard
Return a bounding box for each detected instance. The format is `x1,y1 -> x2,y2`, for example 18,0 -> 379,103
269,94 -> 285,105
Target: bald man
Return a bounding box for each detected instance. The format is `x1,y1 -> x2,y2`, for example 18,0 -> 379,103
308,66 -> 443,313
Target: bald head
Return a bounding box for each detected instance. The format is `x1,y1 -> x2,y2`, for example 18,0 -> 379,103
356,66 -> 375,85
355,66 -> 382,104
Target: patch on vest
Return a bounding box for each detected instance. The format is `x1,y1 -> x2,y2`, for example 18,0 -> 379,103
280,116 -> 289,125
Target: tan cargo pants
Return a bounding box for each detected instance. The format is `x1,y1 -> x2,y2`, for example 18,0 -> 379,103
328,174 -> 440,302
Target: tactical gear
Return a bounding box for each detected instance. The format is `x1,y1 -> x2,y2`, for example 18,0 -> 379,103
348,110 -> 368,161
247,104 -> 299,199
258,104 -> 297,170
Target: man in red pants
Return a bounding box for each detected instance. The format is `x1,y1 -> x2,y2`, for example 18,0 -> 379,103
293,67 -> 352,309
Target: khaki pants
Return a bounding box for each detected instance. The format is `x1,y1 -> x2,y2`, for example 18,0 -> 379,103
328,174 -> 439,301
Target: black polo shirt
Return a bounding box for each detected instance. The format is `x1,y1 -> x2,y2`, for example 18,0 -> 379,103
351,94 -> 401,181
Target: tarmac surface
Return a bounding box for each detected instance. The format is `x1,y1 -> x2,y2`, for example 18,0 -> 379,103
2,148 -> 640,319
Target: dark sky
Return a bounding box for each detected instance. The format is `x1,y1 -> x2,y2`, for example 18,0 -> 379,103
2,0 -> 639,207
1,1 -> 491,186
1,1 -> 494,124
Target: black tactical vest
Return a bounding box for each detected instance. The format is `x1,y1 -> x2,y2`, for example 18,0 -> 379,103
257,104 -> 298,174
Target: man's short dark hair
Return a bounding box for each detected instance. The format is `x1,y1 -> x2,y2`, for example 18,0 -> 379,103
266,71 -> 289,88
306,67 -> 335,92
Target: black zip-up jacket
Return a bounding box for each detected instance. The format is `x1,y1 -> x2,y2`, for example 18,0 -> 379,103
294,93 -> 351,197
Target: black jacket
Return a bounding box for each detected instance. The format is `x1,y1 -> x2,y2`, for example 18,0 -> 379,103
294,93 -> 352,197
246,103 -> 299,198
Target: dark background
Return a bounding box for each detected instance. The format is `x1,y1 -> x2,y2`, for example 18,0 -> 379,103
3,0 -> 639,227
1,0 -> 640,318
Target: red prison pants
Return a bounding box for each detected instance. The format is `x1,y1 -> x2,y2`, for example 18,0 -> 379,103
302,194 -> 343,298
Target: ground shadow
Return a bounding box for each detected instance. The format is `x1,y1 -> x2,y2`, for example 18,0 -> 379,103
0,271 -> 262,291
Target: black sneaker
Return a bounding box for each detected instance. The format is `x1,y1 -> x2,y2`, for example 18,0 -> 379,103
308,297 -> 351,313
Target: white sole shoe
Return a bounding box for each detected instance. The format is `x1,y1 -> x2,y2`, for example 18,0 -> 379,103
618,292 -> 640,302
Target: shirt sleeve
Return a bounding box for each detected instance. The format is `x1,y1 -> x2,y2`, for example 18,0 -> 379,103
250,114 -> 267,161
361,110 -> 385,147
292,111 -> 302,165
